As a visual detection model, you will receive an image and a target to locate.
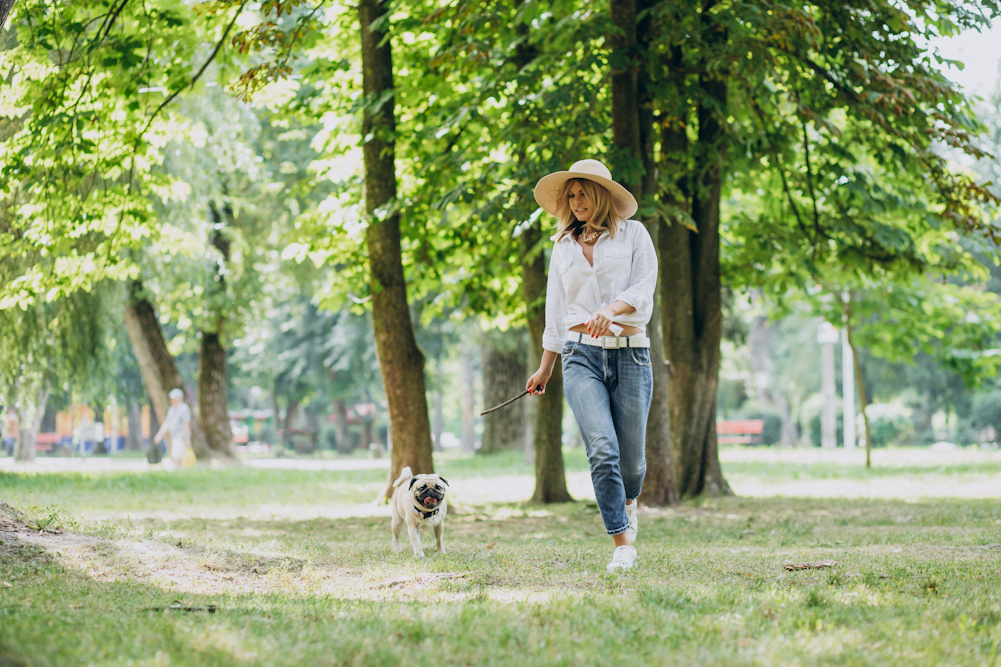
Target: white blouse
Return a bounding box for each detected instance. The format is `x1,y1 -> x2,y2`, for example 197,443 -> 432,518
542,219 -> 658,354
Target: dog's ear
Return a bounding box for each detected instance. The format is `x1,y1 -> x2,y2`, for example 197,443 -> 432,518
409,477 -> 419,490
438,476 -> 449,487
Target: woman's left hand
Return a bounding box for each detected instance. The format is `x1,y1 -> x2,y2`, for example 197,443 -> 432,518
587,306 -> 617,337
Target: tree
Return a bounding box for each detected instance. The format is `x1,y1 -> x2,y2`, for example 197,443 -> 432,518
479,329 -> 528,454
124,282 -> 213,458
358,0 -> 434,496
0,0 -> 249,308
609,0 -> 679,505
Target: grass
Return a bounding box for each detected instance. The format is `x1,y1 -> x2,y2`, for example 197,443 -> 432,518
1,450 -> 1001,666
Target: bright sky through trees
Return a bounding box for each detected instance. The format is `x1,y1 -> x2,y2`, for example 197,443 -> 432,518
930,21 -> 1001,98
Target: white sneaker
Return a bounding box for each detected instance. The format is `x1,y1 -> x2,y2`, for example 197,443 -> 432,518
607,545 -> 637,573
625,501 -> 638,544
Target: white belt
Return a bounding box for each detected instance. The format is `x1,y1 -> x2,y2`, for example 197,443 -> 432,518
568,333 -> 650,349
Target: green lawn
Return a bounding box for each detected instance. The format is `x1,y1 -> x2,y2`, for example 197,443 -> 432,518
2,451 -> 1000,666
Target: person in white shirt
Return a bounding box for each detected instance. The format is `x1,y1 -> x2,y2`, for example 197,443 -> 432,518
153,388 -> 192,468
526,159 -> 656,573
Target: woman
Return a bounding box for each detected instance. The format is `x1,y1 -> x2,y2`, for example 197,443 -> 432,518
526,159 -> 657,572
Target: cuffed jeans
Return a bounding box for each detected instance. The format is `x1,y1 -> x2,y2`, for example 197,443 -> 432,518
562,338 -> 653,535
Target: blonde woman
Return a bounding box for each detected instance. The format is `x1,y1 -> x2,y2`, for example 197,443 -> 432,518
526,159 -> 657,572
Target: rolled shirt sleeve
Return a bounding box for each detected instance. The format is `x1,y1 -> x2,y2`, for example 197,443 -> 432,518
611,222 -> 657,327
542,245 -> 569,353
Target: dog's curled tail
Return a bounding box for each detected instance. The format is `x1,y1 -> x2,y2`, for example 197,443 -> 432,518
392,466 -> 413,488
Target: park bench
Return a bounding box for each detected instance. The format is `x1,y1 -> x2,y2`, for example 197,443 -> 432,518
716,419 -> 764,445
34,432 -> 62,453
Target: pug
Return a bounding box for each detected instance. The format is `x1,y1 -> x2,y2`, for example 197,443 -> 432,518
390,466 -> 449,558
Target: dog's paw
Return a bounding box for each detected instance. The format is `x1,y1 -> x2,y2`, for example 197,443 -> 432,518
414,551 -> 426,558
436,548 -> 447,555
392,541 -> 404,553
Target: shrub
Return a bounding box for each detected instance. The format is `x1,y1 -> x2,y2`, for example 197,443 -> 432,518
809,410 -> 843,447
970,391 -> 1001,439
761,413 -> 784,446
864,403 -> 914,447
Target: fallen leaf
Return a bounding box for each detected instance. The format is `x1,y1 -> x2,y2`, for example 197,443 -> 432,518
485,541 -> 496,549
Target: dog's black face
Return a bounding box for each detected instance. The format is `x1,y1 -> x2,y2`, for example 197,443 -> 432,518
410,476 -> 448,509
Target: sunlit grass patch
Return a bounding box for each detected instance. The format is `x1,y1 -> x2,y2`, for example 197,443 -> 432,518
2,454 -> 1001,665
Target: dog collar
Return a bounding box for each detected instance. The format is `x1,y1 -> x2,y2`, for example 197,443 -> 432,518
413,505 -> 439,519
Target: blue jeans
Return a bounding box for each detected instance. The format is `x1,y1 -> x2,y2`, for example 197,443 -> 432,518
562,338 -> 653,535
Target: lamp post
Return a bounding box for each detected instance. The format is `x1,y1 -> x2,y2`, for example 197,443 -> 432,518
817,322 -> 839,450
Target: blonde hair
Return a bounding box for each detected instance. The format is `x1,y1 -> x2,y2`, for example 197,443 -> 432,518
553,179 -> 623,243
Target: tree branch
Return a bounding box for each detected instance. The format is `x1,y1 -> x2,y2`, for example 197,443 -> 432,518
141,0 -> 248,137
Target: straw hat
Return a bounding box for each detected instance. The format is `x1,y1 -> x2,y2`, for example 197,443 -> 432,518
533,159 -> 638,219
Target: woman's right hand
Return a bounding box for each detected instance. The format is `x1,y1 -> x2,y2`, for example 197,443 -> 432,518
526,368 -> 551,395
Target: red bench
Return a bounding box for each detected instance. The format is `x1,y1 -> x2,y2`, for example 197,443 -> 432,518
717,420 -> 764,445
34,432 -> 63,453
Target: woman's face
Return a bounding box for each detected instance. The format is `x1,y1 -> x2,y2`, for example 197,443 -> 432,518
567,181 -> 592,223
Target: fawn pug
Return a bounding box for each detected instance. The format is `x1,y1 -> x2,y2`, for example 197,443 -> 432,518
390,466 -> 449,557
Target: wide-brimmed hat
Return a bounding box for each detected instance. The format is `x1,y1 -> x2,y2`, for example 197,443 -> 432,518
533,159 -> 638,220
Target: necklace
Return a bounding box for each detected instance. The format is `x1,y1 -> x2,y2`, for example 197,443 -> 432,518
579,226 -> 603,245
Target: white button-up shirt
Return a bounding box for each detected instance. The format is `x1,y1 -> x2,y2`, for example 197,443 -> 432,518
542,219 -> 658,353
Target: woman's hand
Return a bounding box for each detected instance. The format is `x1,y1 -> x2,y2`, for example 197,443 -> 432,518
526,367 -> 552,395
587,306 -> 617,337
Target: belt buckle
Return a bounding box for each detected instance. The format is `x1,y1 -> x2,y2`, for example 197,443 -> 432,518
602,337 -> 620,349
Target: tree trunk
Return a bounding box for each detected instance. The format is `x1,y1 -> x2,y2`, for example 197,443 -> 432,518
333,399 -> 352,454
126,401 -> 142,450
14,379 -> 49,462
521,225 -> 572,503
363,418 -> 374,453
505,3 -> 569,499
358,0 -> 435,498
660,72 -> 733,498
123,284 -> 211,458
282,398 -> 299,447
845,321 -> 873,468
197,208 -> 234,458
480,332 -> 528,454
612,0 -> 679,505
0,1 -> 14,33
460,344 -> 477,452
198,332 -> 233,457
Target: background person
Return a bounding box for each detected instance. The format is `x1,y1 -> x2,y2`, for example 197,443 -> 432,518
153,388 -> 192,468
526,159 -> 657,573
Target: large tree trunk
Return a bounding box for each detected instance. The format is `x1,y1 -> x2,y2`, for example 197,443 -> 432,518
660,70 -> 733,498
522,225 -> 572,503
199,332 -> 233,457
611,0 -> 679,505
508,5 -> 571,502
479,331 -> 528,454
13,378 -> 49,462
198,207 -> 234,458
123,284 -> 211,459
359,0 -> 435,499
